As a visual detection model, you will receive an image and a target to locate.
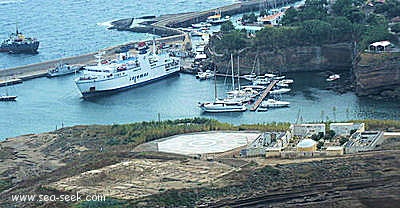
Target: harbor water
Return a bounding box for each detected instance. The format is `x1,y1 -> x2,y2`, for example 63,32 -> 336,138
0,0 -> 399,139
1,72 -> 399,139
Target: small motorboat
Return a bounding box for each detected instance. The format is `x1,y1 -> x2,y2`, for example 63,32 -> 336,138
261,99 -> 290,108
0,95 -> 17,101
326,74 -> 340,82
270,88 -> 291,95
196,70 -> 214,80
280,79 -> 294,84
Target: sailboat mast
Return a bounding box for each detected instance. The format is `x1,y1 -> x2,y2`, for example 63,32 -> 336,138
231,53 -> 234,90
237,55 -> 240,90
214,64 -> 217,100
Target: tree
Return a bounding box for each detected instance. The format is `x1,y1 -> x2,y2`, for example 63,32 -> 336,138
242,12 -> 257,23
331,0 -> 352,17
299,20 -> 332,44
317,141 -> 324,150
311,134 -> 319,141
220,21 -> 235,33
259,10 -> 267,17
281,7 -> 298,25
328,16 -> 353,42
215,30 -> 246,51
391,23 -> 400,33
339,137 -> 349,145
298,0 -> 328,21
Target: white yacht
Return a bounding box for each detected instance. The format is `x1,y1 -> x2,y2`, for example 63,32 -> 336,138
199,99 -> 247,113
75,46 -> 180,98
196,70 -> 214,80
226,87 -> 259,98
48,63 -> 80,77
261,99 -> 290,108
270,88 -> 291,95
326,74 -> 340,81
252,76 -> 271,85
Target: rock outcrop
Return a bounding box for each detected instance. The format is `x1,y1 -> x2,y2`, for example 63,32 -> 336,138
354,52 -> 400,99
210,43 -> 353,74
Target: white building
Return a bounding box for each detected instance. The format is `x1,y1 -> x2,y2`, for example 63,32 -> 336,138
290,124 -> 326,138
369,40 -> 391,52
329,123 -> 365,137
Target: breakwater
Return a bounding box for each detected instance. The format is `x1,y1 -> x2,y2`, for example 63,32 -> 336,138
109,0 -> 298,36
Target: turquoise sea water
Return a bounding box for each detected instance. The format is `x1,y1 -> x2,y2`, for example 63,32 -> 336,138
0,0 -> 399,139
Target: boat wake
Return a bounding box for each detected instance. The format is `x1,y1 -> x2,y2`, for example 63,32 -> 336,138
96,21 -> 113,28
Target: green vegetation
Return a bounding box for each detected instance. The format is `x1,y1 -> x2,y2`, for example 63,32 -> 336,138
103,118 -> 234,146
237,122 -> 291,132
350,119 -> 400,130
0,179 -> 11,192
98,118 -> 291,147
75,198 -> 129,208
242,13 -> 257,24
340,137 -> 349,145
373,0 -> 400,19
391,23 -> 400,33
212,0 -> 399,54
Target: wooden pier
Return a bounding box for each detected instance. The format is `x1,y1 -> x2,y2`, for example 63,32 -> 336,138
250,80 -> 278,111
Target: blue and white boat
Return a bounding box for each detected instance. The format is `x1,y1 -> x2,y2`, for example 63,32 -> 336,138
48,63 -> 81,77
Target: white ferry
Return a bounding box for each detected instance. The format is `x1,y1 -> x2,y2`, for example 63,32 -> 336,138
74,47 -> 180,98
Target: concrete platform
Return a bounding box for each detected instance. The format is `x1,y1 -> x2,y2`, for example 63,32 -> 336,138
157,132 -> 260,155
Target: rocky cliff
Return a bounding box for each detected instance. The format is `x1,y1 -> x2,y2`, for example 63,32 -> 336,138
354,52 -> 400,99
210,43 -> 353,74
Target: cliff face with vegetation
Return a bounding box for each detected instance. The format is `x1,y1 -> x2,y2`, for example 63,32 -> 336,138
211,43 -> 353,74
354,52 -> 400,99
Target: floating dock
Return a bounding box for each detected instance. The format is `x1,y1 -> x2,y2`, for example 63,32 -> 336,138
250,80 -> 278,111
0,78 -> 23,87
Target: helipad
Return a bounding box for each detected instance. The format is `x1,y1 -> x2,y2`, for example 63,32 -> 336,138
157,132 -> 260,155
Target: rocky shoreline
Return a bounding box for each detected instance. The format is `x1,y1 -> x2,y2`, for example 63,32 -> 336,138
354,52 -> 400,100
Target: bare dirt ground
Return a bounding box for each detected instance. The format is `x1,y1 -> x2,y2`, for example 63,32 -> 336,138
49,158 -> 235,200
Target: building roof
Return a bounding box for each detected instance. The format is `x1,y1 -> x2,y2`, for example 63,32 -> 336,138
370,41 -> 391,47
293,123 -> 325,127
297,139 -> 317,148
330,122 -> 355,126
259,12 -> 284,22
326,146 -> 344,151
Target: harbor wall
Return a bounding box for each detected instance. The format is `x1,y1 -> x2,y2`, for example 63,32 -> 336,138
354,52 -> 400,99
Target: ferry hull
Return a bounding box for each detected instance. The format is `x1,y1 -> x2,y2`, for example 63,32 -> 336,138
77,70 -> 180,98
0,41 -> 39,54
